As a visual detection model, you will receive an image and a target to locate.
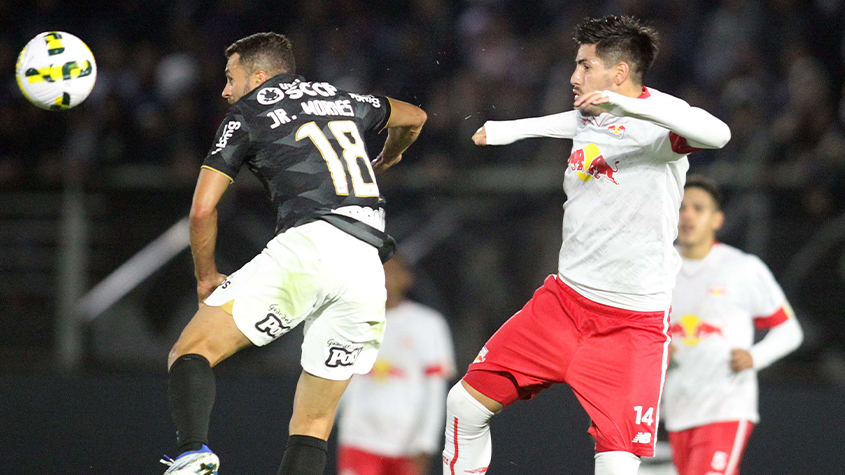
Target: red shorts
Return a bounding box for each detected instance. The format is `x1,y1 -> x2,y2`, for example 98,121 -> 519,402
464,275 -> 670,456
337,446 -> 420,475
668,420 -> 755,475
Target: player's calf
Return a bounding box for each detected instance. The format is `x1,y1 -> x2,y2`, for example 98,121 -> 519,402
442,382 -> 495,475
594,451 -> 640,475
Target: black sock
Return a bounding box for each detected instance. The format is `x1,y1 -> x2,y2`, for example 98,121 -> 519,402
168,353 -> 216,455
277,435 -> 328,475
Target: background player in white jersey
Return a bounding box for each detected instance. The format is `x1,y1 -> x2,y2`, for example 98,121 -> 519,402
663,175 -> 803,475
161,33 -> 427,475
442,16 -> 731,475
337,256 -> 455,475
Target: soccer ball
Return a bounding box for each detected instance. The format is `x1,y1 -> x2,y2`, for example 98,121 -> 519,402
15,31 -> 97,110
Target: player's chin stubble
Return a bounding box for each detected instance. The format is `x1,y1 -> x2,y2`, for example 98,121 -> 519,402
579,105 -> 602,116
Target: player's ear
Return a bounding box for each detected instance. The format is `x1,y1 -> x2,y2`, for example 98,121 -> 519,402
614,62 -> 629,86
712,210 -> 725,232
252,70 -> 269,87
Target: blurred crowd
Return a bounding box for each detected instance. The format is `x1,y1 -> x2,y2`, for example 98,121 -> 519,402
2,0 -> 843,193
2,0 -> 844,374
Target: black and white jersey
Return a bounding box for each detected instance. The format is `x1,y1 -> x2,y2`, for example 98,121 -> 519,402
203,73 -> 391,234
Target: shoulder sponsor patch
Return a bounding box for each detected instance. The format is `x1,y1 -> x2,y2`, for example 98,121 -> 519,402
211,120 -> 242,155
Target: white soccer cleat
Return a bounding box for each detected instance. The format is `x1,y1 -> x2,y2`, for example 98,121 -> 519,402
160,445 -> 219,475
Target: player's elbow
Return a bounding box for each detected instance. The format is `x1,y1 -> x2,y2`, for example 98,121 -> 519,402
688,122 -> 731,150
791,319 -> 805,349
410,107 -> 427,132
190,202 -> 217,222
387,99 -> 427,130
386,155 -> 402,168
713,122 -> 731,149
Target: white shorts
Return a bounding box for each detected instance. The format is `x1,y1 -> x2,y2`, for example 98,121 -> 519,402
205,220 -> 386,381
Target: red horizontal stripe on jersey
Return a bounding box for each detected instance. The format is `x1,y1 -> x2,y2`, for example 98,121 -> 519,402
670,132 -> 701,155
754,306 -> 789,329
425,364 -> 445,376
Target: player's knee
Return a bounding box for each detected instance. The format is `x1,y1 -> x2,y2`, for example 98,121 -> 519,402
168,343 -> 201,370
169,317 -> 249,370
289,408 -> 337,440
446,382 -> 495,424
446,382 -> 476,413
446,382 -> 464,411
167,347 -> 180,370
167,335 -> 220,370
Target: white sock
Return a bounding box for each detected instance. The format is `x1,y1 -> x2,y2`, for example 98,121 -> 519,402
594,451 -> 641,475
442,383 -> 495,475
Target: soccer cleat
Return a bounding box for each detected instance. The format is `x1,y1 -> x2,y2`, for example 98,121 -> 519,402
160,445 -> 219,475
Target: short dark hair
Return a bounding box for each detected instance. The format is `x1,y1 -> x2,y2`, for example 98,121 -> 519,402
573,15 -> 659,85
684,174 -> 722,210
225,32 -> 295,76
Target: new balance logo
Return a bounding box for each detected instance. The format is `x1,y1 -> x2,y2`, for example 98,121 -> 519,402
464,467 -> 488,474
632,432 -> 652,444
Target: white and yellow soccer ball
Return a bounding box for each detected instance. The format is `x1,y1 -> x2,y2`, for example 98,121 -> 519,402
15,31 -> 97,110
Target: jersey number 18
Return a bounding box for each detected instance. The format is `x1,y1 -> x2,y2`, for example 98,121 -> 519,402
296,120 -> 379,197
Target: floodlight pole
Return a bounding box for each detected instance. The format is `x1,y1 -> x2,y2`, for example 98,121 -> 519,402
55,172 -> 88,372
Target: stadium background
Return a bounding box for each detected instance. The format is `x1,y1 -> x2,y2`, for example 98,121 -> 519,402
1,0 -> 843,473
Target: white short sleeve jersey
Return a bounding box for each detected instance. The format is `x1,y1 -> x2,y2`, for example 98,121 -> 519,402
662,243 -> 795,431
558,88 -> 692,308
337,301 -> 456,457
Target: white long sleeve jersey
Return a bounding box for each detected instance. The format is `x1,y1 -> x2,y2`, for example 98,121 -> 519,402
485,87 -> 730,310
662,243 -> 803,431
337,301 -> 456,457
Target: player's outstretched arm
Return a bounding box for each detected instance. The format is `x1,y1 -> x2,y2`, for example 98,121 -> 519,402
190,168 -> 231,304
372,98 -> 427,174
581,90 -> 731,149
474,111 -> 579,146
472,126 -> 488,145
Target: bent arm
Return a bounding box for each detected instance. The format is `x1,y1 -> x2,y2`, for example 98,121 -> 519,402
481,110 -> 579,146
190,168 -> 231,290
372,97 -> 427,174
599,90 -> 731,149
749,315 -> 803,370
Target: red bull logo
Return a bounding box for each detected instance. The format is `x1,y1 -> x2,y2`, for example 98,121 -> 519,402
473,346 -> 488,364
567,143 -> 620,185
669,314 -> 723,346
707,285 -> 727,297
365,358 -> 406,381
607,124 -> 626,138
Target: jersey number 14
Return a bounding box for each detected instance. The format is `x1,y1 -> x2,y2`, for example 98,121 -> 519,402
296,120 -> 379,197
633,406 -> 655,426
